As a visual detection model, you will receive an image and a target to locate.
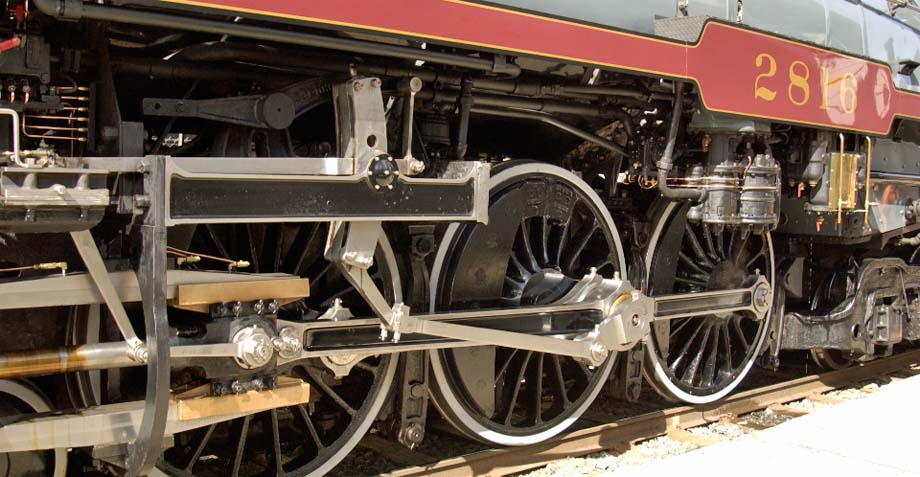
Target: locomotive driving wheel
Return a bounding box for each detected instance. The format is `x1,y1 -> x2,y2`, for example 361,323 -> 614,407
644,201 -> 774,404
156,126 -> 400,477
429,162 -> 624,445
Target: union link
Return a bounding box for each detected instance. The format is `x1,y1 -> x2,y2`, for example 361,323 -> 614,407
326,222 -> 773,366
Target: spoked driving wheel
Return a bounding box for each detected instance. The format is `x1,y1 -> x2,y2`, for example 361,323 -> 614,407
157,126 -> 400,477
644,201 -> 774,403
0,380 -> 67,477
429,162 -> 624,445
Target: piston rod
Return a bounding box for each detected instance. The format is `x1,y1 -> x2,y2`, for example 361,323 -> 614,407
0,342 -> 135,379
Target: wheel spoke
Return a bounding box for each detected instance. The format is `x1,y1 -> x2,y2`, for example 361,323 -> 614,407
680,322 -> 713,385
322,285 -> 357,306
551,355 -> 570,405
731,315 -> 752,350
501,351 -> 532,425
668,317 -> 694,337
495,349 -> 519,385
712,225 -> 726,260
675,276 -> 708,288
245,224 -> 261,273
231,415 -> 252,477
508,252 -> 532,282
290,224 -> 324,276
746,244 -> 767,269
270,409 -> 284,476
310,262 -> 334,285
679,251 -> 712,275
532,353 -> 545,424
297,404 -> 326,451
309,371 -> 357,417
701,324 -> 720,387
701,224 -> 719,261
184,423 -> 217,472
262,224 -> 284,273
354,360 -> 378,376
555,217 -> 570,266
720,321 -> 734,375
205,224 -> 232,261
432,167 -> 618,443
562,217 -> 598,274
670,319 -> 707,371
518,221 -> 542,273
683,225 -> 715,268
540,217 -> 551,267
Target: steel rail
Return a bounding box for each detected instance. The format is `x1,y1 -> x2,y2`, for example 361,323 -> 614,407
379,348 -> 920,477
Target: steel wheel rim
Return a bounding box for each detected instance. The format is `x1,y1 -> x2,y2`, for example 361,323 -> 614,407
644,201 -> 774,404
158,228 -> 400,477
429,162 -> 623,445
0,380 -> 67,477
159,125 -> 400,476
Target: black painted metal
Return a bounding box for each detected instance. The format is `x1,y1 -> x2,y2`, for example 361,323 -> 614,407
432,163 -> 619,440
31,0 -> 520,76
646,202 -> 772,399
168,176 -> 477,222
471,106 -> 627,157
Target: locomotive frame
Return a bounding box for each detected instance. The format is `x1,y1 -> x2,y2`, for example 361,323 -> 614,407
0,1 -> 918,476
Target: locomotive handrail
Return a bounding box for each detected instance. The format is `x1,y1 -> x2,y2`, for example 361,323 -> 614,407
30,0 -> 521,77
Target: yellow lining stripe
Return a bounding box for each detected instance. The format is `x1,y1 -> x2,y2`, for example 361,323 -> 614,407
157,0 -> 920,133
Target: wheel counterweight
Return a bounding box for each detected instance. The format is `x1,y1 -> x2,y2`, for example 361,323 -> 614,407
153,126 -> 401,477
429,162 -> 625,445
644,201 -> 775,404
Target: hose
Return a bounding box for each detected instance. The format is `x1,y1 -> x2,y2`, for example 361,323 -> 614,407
655,82 -> 706,201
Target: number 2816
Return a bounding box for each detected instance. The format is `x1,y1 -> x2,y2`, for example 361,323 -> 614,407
754,53 -> 858,114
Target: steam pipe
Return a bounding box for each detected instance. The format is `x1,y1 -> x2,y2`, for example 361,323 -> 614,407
472,106 -> 627,157
127,42 -> 659,108
31,0 -> 520,76
655,82 -> 706,201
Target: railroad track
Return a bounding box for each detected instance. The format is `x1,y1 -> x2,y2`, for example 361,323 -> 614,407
373,349 -> 920,477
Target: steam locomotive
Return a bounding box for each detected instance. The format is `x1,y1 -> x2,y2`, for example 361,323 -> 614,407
0,0 -> 918,475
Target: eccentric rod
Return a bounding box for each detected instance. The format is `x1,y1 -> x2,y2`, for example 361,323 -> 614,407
31,0 -> 520,76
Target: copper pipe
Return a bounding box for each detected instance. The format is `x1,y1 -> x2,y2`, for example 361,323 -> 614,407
23,124 -> 87,132
0,342 -> 138,379
24,115 -> 89,121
